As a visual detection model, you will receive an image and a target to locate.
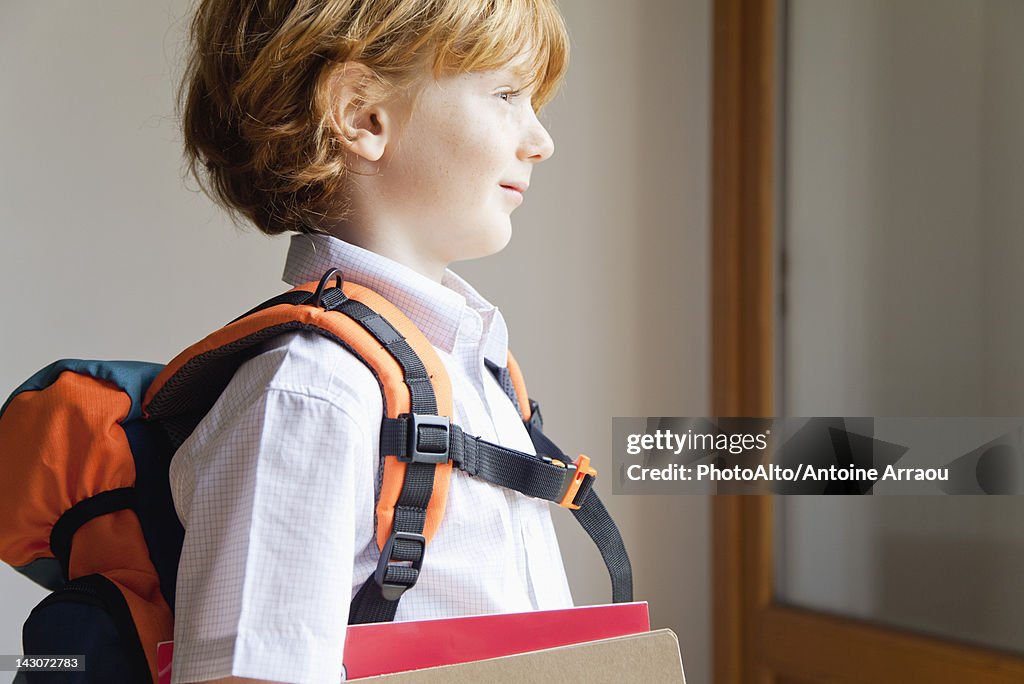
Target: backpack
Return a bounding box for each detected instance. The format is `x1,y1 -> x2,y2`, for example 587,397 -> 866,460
0,269 -> 632,683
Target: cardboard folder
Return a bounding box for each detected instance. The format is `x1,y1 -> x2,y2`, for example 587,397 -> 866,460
157,602 -> 655,683
360,629 -> 686,683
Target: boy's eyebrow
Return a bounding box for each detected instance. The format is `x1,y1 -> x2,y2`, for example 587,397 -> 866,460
492,63 -> 540,88
496,48 -> 545,82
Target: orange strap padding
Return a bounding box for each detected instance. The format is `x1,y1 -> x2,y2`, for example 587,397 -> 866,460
144,280 -> 453,550
505,351 -> 532,421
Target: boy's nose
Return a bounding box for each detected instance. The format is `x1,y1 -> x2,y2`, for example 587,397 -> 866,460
519,114 -> 555,163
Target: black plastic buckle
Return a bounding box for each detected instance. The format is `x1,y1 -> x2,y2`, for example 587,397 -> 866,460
547,454 -> 597,510
374,531 -> 427,601
554,461 -> 579,504
400,413 -> 451,464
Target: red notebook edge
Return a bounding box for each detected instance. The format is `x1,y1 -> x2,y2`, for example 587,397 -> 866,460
157,601 -> 650,682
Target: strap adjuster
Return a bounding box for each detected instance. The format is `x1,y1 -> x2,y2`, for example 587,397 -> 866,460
374,531 -> 426,601
400,413 -> 451,465
555,454 -> 598,509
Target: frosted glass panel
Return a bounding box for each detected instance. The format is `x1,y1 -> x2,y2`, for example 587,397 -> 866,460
777,0 -> 1024,654
776,498 -> 1024,653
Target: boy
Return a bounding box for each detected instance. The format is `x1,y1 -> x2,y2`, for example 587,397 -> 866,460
170,1 -> 572,682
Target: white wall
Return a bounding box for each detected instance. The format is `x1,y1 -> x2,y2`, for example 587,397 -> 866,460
981,0 -> 1024,414
0,2 -> 711,682
782,0 -> 1024,655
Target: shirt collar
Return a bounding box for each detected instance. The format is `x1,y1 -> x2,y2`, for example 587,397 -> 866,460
283,233 -> 509,364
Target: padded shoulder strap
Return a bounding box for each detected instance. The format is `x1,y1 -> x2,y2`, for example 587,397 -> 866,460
143,275 -> 454,548
487,352 -> 634,604
504,351 -> 534,421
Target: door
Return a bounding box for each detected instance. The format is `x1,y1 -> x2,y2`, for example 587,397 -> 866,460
711,1 -> 1024,682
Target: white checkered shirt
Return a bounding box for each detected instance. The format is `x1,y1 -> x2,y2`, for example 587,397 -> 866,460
168,233 -> 573,684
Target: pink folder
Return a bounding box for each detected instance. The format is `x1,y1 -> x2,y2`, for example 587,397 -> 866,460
158,601 -> 650,682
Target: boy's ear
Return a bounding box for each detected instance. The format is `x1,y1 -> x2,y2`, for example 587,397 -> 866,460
328,62 -> 394,163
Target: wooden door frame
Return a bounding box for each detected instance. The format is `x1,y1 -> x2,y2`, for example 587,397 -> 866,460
709,1 -> 1024,682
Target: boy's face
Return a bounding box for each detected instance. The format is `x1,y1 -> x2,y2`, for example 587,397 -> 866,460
359,56 -> 554,271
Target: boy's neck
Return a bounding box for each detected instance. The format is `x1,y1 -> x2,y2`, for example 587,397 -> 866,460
326,225 -> 448,283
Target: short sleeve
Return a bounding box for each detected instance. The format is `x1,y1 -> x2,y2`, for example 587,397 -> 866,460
168,335 -> 377,684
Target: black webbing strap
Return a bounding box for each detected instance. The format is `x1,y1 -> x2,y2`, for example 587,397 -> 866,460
379,412 -> 634,603
335,296 -> 439,625
484,359 -> 520,415
486,362 -> 634,603
524,421 -> 634,603
567,486 -> 633,603
227,291 -> 314,324
50,488 -> 137,584
381,417 -> 579,504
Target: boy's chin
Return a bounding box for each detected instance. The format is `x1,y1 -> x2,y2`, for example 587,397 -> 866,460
484,223 -> 514,256
453,222 -> 513,261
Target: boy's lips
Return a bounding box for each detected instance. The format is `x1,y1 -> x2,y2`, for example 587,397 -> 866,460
499,181 -> 528,194
499,181 -> 527,205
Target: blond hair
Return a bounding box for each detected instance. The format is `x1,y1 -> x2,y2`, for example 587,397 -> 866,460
179,0 -> 570,235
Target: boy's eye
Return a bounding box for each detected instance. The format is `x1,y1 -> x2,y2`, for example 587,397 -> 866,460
497,89 -> 522,103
